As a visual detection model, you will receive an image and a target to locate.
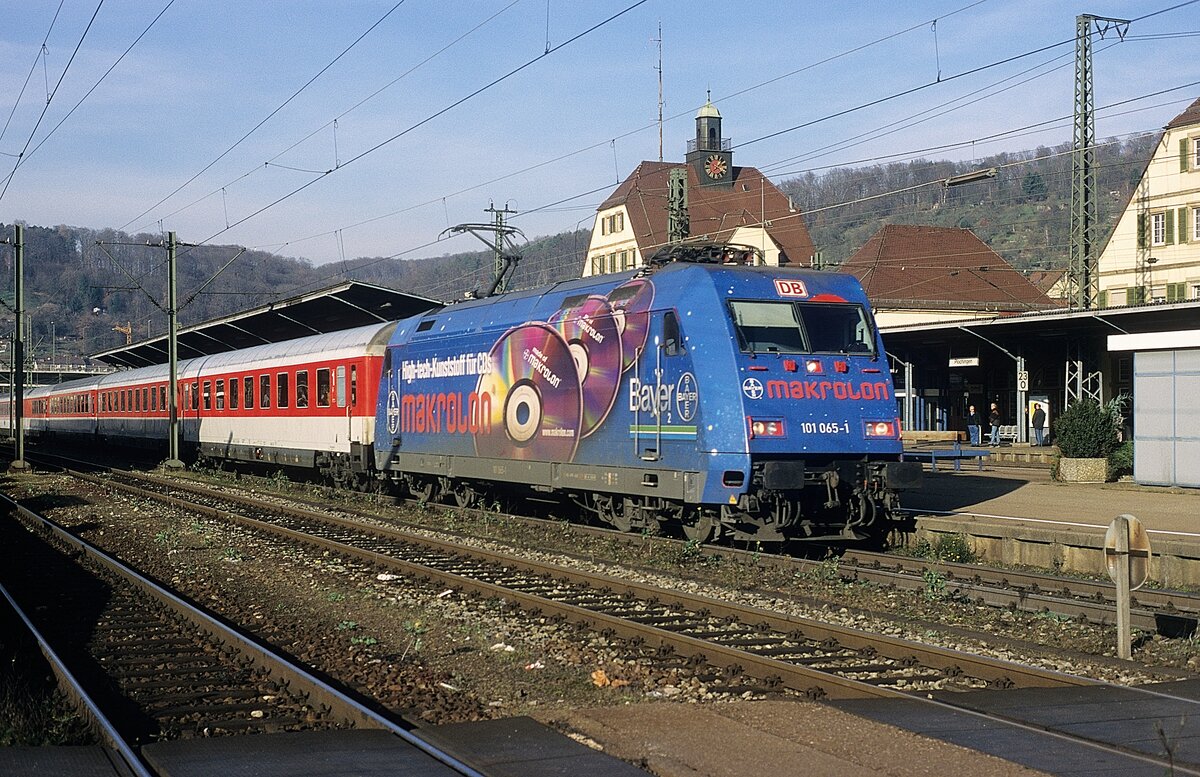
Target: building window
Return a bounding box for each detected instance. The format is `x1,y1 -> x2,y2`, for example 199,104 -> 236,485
590,254 -> 604,275
600,212 -> 624,235
1151,285 -> 1167,303
1194,206 -> 1200,242
1192,283 -> 1200,300
1151,212 -> 1166,245
1195,138 -> 1200,168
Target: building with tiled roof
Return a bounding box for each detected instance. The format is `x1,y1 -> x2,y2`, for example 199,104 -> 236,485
581,99 -> 815,276
1026,268 -> 1068,301
1096,96 -> 1200,306
839,224 -> 1058,326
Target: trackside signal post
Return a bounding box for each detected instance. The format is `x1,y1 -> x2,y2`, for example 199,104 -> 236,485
1106,514 -> 1150,660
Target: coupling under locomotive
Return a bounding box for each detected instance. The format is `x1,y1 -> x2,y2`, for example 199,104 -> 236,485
374,246 -> 920,543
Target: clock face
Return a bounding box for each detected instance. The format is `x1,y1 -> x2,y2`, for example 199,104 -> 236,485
705,154 -> 728,179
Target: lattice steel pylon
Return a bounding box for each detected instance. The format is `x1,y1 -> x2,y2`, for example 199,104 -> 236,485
1069,14 -> 1128,310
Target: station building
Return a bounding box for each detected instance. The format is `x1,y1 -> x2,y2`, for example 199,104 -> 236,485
581,98 -> 815,276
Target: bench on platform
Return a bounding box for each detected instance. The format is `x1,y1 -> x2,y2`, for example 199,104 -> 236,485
997,425 -> 1019,443
903,441 -> 991,472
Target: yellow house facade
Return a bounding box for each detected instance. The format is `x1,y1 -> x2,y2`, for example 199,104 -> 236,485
1098,97 -> 1200,305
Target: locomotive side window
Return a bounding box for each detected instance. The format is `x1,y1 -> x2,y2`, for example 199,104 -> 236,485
663,311 -> 682,356
317,368 -> 331,408
260,375 -> 271,409
243,376 -> 253,409
336,366 -> 347,409
277,372 -> 290,409
728,301 -> 807,353
795,303 -> 876,355
296,371 -> 309,409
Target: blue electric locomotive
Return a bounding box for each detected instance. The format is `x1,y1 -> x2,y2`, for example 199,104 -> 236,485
374,246 -> 919,543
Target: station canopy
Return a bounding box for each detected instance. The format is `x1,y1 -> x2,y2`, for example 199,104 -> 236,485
92,281 -> 441,369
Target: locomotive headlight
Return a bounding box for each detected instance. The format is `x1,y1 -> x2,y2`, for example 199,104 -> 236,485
805,359 -> 823,374
748,418 -> 786,438
864,420 -> 896,438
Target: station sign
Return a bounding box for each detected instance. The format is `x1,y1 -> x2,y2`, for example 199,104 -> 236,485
948,357 -> 979,367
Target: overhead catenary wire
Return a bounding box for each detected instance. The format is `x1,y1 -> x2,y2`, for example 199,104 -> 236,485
0,0 -> 105,205
0,1 -> 65,146
118,0 -> 411,233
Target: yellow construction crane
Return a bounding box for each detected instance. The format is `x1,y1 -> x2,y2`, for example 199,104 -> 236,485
113,322 -> 132,345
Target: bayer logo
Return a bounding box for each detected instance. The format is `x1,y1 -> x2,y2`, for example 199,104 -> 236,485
741,378 -> 764,400
386,390 -> 400,434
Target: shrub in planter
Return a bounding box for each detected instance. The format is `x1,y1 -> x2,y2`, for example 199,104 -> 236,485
1053,397 -> 1127,483
1053,396 -> 1126,460
1108,440 -> 1134,480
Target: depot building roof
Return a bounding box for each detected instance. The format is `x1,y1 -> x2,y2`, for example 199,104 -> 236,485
92,280 -> 441,369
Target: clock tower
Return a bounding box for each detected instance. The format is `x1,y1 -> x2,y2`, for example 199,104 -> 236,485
685,93 -> 732,188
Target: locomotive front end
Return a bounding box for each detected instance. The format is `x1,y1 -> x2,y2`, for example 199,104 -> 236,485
712,269 -> 921,544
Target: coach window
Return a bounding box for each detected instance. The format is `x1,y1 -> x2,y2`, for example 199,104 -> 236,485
316,368 -> 331,408
244,376 -> 254,409
350,365 -> 358,407
202,381 -> 212,411
216,379 -> 225,410
142,388 -> 149,411
277,372 -> 290,409
191,382 -> 200,411
119,390 -> 125,412
336,366 -> 346,409
259,375 -> 271,409
229,378 -> 239,410
160,386 -> 166,412
296,371 -> 309,408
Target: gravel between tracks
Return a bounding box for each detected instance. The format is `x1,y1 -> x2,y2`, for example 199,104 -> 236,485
10,468 -> 1194,776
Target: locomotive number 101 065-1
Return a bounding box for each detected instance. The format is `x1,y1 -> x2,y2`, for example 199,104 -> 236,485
799,421 -> 849,434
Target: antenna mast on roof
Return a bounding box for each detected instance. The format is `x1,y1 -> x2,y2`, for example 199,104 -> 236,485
653,21 -> 663,162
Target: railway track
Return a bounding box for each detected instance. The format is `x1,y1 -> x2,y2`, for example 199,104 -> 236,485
88,468 -> 1096,701
0,489 -> 483,777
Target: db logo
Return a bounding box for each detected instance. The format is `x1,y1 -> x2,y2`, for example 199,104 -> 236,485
773,279 -> 808,298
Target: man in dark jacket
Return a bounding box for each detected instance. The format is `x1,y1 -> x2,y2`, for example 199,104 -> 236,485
1032,402 -> 1047,446
988,402 -> 1002,446
967,404 -> 983,446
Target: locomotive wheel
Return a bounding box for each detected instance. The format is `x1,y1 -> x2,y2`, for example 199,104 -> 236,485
410,478 -> 437,503
594,494 -> 631,532
680,512 -> 716,544
453,483 -> 477,509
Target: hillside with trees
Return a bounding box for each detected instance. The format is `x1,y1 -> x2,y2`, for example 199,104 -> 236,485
0,133 -> 1157,363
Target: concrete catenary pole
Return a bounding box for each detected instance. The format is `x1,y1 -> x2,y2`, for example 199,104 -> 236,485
164,231 -> 184,469
10,224 -> 27,470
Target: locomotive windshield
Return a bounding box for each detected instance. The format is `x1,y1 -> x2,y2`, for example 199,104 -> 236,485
728,300 -> 876,356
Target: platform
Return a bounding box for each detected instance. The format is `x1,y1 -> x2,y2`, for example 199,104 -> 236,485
833,680 -> 1200,776
903,465 -> 1200,585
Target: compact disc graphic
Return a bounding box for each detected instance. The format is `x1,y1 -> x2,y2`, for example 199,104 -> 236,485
554,295 -> 622,437
474,322 -> 582,461
607,279 -> 654,372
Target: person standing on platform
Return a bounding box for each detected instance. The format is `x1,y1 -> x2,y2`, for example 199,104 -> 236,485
1032,402 -> 1047,446
966,404 -> 983,447
988,402 -> 1002,446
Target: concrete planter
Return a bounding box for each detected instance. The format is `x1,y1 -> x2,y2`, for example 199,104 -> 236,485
1057,457 -> 1108,483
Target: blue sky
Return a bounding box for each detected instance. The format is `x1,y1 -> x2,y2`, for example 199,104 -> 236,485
0,0 -> 1197,267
